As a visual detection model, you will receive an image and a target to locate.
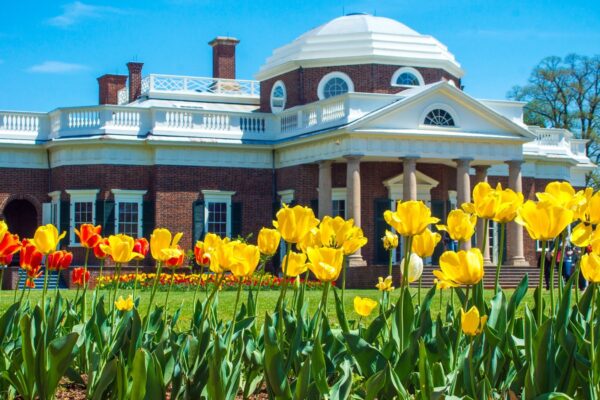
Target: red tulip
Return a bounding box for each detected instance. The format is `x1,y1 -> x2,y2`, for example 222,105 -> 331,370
0,253 -> 13,266
133,238 -> 149,260
93,238 -> 110,260
194,242 -> 210,266
47,250 -> 73,271
74,224 -> 102,249
20,240 -> 43,273
72,267 -> 91,286
0,232 -> 21,260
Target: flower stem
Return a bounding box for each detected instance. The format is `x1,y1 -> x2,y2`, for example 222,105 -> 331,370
313,281 -> 331,342
133,259 -> 140,299
494,223 -> 506,293
590,283 -> 596,388
91,259 -> 104,312
226,280 -> 243,356
388,249 -> 393,277
163,268 -> 176,320
557,230 -> 567,300
538,241 -> 547,324
144,261 -> 162,329
276,245 -> 292,338
549,237 -> 560,314
399,235 -> 413,351
81,248 -> 90,322
42,264 -> 50,321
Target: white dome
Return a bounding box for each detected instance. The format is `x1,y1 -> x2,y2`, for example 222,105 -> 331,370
256,13 -> 464,80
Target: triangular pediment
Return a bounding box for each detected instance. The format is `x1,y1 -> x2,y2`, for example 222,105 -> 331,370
383,170 -> 439,188
347,82 -> 534,141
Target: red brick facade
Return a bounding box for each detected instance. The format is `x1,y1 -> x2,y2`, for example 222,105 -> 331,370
97,74 -> 127,105
259,64 -> 461,112
209,37 -> 239,80
127,62 -> 144,103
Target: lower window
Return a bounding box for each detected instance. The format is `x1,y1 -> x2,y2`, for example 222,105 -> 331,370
118,202 -> 139,237
332,199 -> 346,218
207,202 -> 228,237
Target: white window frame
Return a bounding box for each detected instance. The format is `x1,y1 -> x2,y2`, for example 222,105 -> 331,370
419,103 -> 460,129
317,71 -> 354,100
202,190 -> 235,238
66,189 -> 99,245
332,188 -> 347,218
278,189 -> 295,206
270,80 -> 287,114
391,67 -> 424,87
112,189 -> 146,238
45,191 -> 62,227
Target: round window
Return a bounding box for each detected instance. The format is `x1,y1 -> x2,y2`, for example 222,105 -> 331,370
318,72 -> 354,100
270,81 -> 286,113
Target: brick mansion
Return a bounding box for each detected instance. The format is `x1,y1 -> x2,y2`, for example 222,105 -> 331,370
0,14 -> 594,286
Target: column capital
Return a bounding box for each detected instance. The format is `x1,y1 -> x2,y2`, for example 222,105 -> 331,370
474,165 -> 490,172
453,157 -> 474,167
400,155 -> 420,162
317,159 -> 333,166
343,154 -> 364,161
505,159 -> 525,167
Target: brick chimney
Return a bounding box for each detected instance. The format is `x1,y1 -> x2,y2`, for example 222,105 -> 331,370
127,62 -> 144,103
97,74 -> 127,105
208,37 -> 239,80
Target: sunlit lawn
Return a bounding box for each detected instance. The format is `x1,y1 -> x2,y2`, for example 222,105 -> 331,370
0,286 -> 563,329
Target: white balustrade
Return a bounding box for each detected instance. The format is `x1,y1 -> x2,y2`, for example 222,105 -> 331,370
0,112 -> 40,132
110,110 -> 141,127
279,97 -> 348,133
66,109 -> 101,129
117,88 -> 129,105
142,74 -> 260,97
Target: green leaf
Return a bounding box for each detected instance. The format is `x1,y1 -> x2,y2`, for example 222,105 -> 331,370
311,337 -> 329,395
130,349 -> 148,400
418,339 -> 433,400
343,332 -> 386,379
332,288 -> 350,334
46,332 -> 79,397
263,313 -> 293,399
508,274 -> 529,321
330,359 -> 352,400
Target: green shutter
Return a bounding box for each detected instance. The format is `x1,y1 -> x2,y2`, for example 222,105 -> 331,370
103,201 -> 116,235
430,200 -> 447,265
231,202 -> 242,238
272,201 -> 281,219
60,201 -> 70,246
374,198 -> 391,265
95,200 -> 104,228
192,200 -> 204,242
310,199 -> 318,216
142,201 -> 155,238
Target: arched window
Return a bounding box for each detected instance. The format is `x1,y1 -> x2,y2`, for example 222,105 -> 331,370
424,109 -> 455,127
318,72 -> 354,100
270,81 -> 286,113
391,67 -> 424,87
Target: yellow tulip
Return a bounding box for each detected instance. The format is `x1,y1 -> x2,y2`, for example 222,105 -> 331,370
411,228 -> 441,258
536,181 -> 577,209
384,200 -> 439,237
100,234 -> 142,263
581,253 -> 600,284
353,296 -> 378,317
229,243 -> 260,278
574,189 -> 600,225
150,228 -> 183,262
515,200 -> 574,241
375,276 -> 394,291
318,216 -> 353,247
493,184 -> 524,223
114,295 -> 134,312
401,253 -> 423,283
591,227 -> 600,254
342,226 -> 368,256
571,222 -> 593,247
0,220 -> 7,241
307,247 -> 344,282
382,230 -> 399,251
32,224 -> 66,254
282,251 -> 308,277
209,240 -> 239,274
433,248 -> 484,287
461,306 -> 487,336
297,227 -> 322,253
462,182 -> 498,219
436,209 -> 476,242
273,204 -> 320,244
434,278 -> 452,290
257,228 -> 281,256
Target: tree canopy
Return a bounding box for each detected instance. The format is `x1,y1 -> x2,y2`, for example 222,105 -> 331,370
509,54 -> 600,186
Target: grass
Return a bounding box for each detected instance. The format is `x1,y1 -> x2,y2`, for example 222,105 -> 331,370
0,285 -> 565,329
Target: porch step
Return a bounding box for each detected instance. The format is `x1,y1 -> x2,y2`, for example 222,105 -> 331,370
17,268 -> 63,290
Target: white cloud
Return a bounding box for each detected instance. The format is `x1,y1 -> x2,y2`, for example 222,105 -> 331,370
47,1 -> 123,27
28,61 -> 88,73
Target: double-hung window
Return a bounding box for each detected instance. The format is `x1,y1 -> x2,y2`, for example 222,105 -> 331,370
331,188 -> 347,218
112,189 -> 146,238
202,190 -> 235,238
66,189 -> 99,245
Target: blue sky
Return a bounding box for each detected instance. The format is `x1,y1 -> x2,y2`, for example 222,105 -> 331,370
0,0 -> 599,111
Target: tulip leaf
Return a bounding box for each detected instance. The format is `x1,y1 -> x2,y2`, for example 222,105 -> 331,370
332,288 -> 350,334
330,358 -> 352,400
263,313 -> 293,399
130,349 -> 148,400
532,394 -> 574,400
343,332 -> 386,379
507,274 -> 529,321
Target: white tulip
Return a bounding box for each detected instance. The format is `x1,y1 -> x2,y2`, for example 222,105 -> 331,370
401,253 -> 424,283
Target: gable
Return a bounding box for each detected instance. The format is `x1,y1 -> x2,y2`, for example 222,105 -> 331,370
348,83 -> 534,141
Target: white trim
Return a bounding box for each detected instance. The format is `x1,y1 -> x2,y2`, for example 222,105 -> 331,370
277,189 -> 295,205
383,171 -> 439,204
448,190 -> 457,209
419,103 -> 460,128
201,190 -> 235,237
317,71 -> 354,100
48,191 -> 61,229
66,189 -> 99,245
391,67 -> 424,87
112,189 -> 146,237
270,80 -> 287,114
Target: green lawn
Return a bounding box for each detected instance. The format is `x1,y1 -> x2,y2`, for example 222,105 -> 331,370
0,286 -> 565,328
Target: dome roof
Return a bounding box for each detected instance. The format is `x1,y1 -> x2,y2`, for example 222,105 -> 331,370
256,14 -> 464,80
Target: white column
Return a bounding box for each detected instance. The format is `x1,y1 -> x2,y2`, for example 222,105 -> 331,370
474,165 -> 493,265
402,156 -> 419,201
317,160 -> 332,218
455,158 -> 472,250
345,154 -> 366,267
506,160 -> 528,266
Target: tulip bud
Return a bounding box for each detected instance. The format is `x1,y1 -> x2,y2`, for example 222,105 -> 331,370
401,253 -> 423,283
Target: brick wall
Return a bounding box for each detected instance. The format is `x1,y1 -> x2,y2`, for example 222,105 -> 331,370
97,74 -> 127,105
0,167 -> 50,226
259,64 -> 461,112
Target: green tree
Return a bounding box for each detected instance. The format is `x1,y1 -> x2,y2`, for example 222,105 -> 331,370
509,54 -> 600,186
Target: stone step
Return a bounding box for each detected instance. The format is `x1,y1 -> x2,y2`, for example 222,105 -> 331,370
17,269 -> 62,290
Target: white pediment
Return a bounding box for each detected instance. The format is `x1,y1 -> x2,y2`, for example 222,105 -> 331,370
384,170 -> 439,202
348,82 -> 535,142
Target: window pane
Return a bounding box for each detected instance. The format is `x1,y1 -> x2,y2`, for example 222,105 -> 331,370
323,77 -> 349,98
332,200 -> 346,218
118,202 -> 139,237
207,201 -> 228,237
424,109 -> 455,127
397,72 -> 419,86
73,201 -> 94,243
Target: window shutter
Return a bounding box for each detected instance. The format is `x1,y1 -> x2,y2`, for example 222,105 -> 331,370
42,203 -> 52,225
309,199 -> 318,216
192,200 -> 205,243
430,199 -> 447,265
272,201 -> 281,219
374,198 -> 391,265
231,202 -> 242,238
60,201 -> 70,246
103,201 -> 116,235
142,201 -> 155,238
